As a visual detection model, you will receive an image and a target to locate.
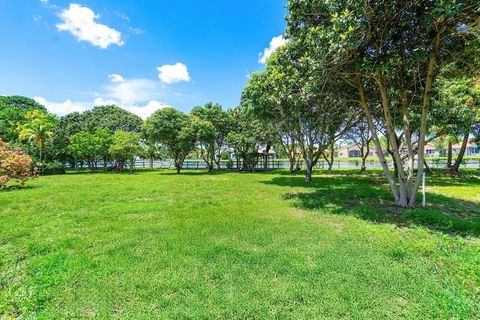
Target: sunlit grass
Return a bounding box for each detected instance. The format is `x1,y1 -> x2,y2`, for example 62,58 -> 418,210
1,169 -> 479,319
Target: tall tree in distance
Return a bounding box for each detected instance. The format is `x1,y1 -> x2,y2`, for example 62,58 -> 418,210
243,42 -> 357,181
192,116 -> 216,172
345,118 -> 375,173
436,76 -> 480,174
17,110 -> 56,163
109,130 -> 141,172
85,105 -> 143,133
0,96 -> 47,142
49,112 -> 86,165
191,103 -> 231,169
143,108 -> 197,174
226,106 -> 273,172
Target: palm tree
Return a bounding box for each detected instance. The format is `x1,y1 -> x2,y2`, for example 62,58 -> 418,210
17,110 -> 56,163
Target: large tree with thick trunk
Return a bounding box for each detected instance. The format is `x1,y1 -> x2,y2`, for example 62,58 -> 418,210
287,0 -> 479,207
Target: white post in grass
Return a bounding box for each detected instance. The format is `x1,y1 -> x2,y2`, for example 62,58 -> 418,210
422,171 -> 426,207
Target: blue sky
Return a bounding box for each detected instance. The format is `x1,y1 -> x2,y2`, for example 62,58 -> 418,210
0,0 -> 287,118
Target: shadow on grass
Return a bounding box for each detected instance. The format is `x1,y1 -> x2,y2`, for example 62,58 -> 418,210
1,184 -> 40,192
263,174 -> 480,237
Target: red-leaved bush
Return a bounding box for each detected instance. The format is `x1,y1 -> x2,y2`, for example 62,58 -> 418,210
0,140 -> 38,189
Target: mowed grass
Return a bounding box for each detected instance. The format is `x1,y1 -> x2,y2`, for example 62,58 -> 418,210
1,169 -> 480,319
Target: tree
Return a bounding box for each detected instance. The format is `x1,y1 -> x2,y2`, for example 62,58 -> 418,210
242,70 -> 302,173
0,96 -> 47,142
85,105 -> 143,133
287,0 -> 479,206
0,140 -> 38,189
191,103 -> 231,169
140,142 -> 166,168
95,129 -> 113,171
143,108 -> 197,173
192,116 -> 216,172
225,106 -> 275,172
243,42 -> 356,181
17,110 -> 56,163
436,76 -> 480,174
109,130 -> 141,172
68,129 -> 112,172
345,118 -> 374,173
49,112 -> 86,165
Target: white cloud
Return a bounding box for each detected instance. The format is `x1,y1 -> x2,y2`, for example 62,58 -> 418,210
125,100 -> 170,119
34,96 -> 89,115
105,78 -> 159,105
157,63 -> 191,84
94,97 -> 169,119
259,35 -> 287,64
56,3 -> 124,49
35,71 -> 179,119
36,96 -> 168,119
108,73 -> 124,83
93,97 -> 118,106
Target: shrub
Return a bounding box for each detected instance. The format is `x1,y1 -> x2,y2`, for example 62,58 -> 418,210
41,162 -> 66,175
0,140 -> 38,189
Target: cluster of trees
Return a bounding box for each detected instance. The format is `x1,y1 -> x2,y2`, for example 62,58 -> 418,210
0,96 -> 275,175
241,0 -> 480,207
1,1 -> 479,208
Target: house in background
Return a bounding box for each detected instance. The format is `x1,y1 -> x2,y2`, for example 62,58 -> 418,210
337,141 -> 480,158
336,144 -> 377,158
451,141 -> 480,156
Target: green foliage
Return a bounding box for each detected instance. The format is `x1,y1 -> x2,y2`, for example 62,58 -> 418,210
139,142 -> 166,166
434,77 -> 480,135
191,102 -> 232,169
69,129 -> 112,171
243,41 -> 356,178
40,162 -> 66,175
191,116 -> 216,171
85,105 -> 143,133
109,130 -> 141,172
143,108 -> 197,173
49,112 -> 86,164
0,96 -> 47,142
285,0 -> 480,203
16,110 -> 57,163
225,107 -> 274,171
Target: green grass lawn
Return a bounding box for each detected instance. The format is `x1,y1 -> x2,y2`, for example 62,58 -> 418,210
1,169 -> 480,319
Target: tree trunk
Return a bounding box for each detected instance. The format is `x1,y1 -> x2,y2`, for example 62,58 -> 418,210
451,133 -> 469,173
360,141 -> 369,173
376,71 -> 408,206
356,77 -> 400,204
409,26 -> 445,207
423,159 -> 433,175
447,141 -> 452,168
360,157 -> 367,173
289,160 -> 295,174
305,166 -> 313,182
